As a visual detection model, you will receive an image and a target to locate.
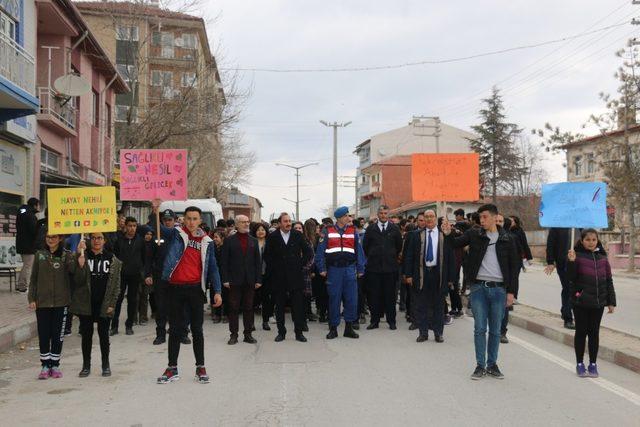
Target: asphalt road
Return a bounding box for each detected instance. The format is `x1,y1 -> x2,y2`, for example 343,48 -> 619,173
0,310 -> 639,426
517,265 -> 640,337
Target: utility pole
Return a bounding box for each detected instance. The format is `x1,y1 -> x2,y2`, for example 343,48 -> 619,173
276,162 -> 318,221
338,175 -> 357,216
320,120 -> 352,212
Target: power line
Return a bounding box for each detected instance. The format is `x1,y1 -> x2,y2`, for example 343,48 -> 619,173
220,22 -> 630,73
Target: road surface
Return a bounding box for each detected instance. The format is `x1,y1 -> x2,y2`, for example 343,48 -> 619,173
0,310 -> 638,426
517,265 -> 640,337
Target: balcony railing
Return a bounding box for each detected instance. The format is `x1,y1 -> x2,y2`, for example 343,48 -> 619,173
38,87 -> 77,130
0,33 -> 35,95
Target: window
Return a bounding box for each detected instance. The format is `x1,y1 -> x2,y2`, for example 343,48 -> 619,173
92,90 -> 99,128
105,103 -> 112,137
0,10 -> 17,41
161,32 -> 174,58
116,64 -> 136,82
115,25 -> 139,41
152,31 -> 161,46
586,153 -> 596,175
151,70 -> 173,87
573,155 -> 583,177
40,148 -> 60,172
181,72 -> 197,87
182,33 -> 196,49
115,105 -> 137,122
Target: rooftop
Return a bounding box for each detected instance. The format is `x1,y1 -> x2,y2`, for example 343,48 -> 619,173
74,1 -> 203,21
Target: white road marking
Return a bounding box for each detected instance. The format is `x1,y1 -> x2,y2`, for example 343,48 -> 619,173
509,334 -> 640,407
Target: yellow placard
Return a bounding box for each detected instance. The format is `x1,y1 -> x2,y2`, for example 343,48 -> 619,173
47,186 -> 117,234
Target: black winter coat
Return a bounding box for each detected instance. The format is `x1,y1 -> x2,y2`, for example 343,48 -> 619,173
403,229 -> 456,294
220,233 -> 262,287
445,226 -> 520,294
567,245 -> 616,308
546,228 -> 579,266
264,229 -> 313,292
362,222 -> 403,273
16,205 -> 38,254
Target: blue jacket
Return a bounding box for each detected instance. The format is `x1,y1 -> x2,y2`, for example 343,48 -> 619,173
315,224 -> 365,275
159,224 -> 222,294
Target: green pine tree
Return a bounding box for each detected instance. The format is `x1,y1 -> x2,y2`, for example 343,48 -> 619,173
467,87 -> 522,203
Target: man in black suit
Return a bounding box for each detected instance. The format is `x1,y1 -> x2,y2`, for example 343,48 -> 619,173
403,210 -> 456,343
221,215 -> 262,345
264,212 -> 314,342
363,205 -> 403,330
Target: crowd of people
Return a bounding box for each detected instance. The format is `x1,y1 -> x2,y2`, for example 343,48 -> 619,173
16,197 -> 617,384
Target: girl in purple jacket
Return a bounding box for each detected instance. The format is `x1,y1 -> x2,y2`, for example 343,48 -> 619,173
567,228 -> 616,378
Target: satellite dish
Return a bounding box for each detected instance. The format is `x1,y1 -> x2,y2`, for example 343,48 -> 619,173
53,73 -> 91,97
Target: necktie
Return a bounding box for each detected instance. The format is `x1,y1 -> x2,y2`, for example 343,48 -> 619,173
382,223 -> 386,232
426,230 -> 434,263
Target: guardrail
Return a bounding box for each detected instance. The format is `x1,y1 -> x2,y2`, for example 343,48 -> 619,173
0,33 -> 35,95
38,87 -> 77,130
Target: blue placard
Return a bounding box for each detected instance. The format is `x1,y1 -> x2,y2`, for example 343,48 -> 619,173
539,182 -> 608,228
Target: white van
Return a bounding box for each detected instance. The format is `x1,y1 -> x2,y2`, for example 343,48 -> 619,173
159,198 -> 224,229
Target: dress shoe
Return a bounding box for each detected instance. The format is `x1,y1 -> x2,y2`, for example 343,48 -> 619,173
435,335 -> 444,343
212,315 -> 222,323
326,327 -> 338,339
78,366 -> 90,377
153,335 -> 166,345
109,328 -> 118,336
125,327 -> 134,336
243,335 -> 257,344
319,314 -> 328,323
389,324 -> 397,330
101,364 -> 111,377
564,321 -> 575,330
262,322 -> 271,331
307,313 -> 319,322
302,324 -> 309,332
352,322 -> 360,330
366,323 -> 379,330
295,333 -> 307,342
416,335 -> 428,343
275,333 -> 286,342
181,336 -> 192,345
227,336 -> 238,345
408,323 -> 418,331
344,323 -> 359,339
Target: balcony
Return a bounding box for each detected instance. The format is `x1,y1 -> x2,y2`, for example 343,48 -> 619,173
0,33 -> 38,120
37,87 -> 77,137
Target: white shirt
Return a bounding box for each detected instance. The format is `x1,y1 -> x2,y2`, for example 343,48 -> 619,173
378,221 -> 389,232
280,230 -> 290,244
424,227 -> 439,267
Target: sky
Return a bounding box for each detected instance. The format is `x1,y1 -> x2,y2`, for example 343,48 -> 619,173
199,0 -> 636,220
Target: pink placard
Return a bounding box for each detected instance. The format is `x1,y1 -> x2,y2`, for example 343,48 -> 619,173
119,149 -> 188,201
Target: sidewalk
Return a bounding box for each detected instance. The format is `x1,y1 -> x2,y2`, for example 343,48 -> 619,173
0,283 -> 36,354
509,303 -> 640,373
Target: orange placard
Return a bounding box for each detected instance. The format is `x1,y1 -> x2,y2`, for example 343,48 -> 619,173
411,153 -> 480,202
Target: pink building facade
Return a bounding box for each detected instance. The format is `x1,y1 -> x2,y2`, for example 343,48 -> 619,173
35,0 -> 127,204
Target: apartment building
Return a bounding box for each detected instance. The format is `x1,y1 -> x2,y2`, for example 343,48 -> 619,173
0,0 -> 38,238
75,1 -> 226,198
354,116 -> 475,218
35,0 -> 128,203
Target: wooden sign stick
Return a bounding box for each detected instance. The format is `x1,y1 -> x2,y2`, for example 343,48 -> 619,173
156,209 -> 163,246
79,233 -> 84,256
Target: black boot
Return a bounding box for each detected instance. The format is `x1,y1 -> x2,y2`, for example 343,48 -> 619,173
102,353 -> 111,377
344,322 -> 359,339
79,363 -> 90,378
326,326 -> 338,339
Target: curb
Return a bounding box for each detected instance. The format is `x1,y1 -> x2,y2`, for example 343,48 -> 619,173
509,304 -> 640,374
0,318 -> 38,354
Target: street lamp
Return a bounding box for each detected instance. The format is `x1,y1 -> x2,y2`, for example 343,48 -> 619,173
276,162 -> 318,220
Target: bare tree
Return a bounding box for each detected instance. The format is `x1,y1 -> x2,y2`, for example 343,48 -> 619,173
79,0 -> 254,199
501,135 -> 547,197
535,41 -> 640,272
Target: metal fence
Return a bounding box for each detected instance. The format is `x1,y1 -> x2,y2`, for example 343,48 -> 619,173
0,33 -> 35,95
